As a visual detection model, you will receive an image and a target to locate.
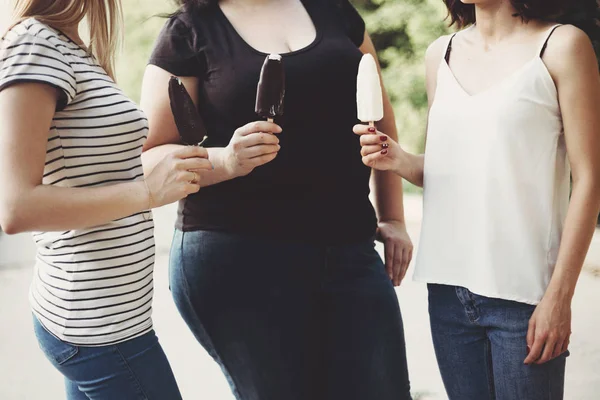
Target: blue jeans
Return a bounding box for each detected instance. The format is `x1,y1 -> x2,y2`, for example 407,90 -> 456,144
428,284 -> 567,400
33,316 -> 182,400
169,229 -> 411,400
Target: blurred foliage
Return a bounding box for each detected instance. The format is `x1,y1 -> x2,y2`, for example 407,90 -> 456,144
116,0 -> 598,159
116,0 -> 176,104
354,0 -> 451,154
117,0 -> 451,155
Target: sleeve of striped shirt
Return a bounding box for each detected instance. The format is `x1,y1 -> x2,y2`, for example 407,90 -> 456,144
0,33 -> 77,110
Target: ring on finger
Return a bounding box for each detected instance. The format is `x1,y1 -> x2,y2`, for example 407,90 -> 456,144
190,171 -> 198,184
382,143 -> 389,149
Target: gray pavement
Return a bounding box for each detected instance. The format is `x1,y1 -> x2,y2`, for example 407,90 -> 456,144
1,195 -> 599,399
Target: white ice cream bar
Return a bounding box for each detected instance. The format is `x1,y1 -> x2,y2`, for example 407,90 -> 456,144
356,54 -> 384,123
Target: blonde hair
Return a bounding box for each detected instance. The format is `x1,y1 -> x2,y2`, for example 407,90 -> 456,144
10,0 -> 122,80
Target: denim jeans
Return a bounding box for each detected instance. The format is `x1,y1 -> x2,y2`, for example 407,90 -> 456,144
428,284 -> 567,400
169,229 -> 411,400
33,316 -> 182,400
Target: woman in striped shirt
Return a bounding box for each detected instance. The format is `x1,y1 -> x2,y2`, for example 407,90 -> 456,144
0,1 -> 212,399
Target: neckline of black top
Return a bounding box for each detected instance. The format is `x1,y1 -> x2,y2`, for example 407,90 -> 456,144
215,0 -> 324,58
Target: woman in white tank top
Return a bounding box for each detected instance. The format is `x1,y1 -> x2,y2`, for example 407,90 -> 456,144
355,0 -> 600,398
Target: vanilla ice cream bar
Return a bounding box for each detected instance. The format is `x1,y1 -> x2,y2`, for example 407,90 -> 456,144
356,54 -> 384,125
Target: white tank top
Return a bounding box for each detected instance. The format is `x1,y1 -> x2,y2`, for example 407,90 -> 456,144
414,25 -> 570,305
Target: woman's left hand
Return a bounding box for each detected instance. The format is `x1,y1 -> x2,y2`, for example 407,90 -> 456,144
524,295 -> 572,365
377,220 -> 413,287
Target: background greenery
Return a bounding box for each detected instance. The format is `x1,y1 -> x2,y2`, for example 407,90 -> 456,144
116,0 -> 598,195
117,0 -> 450,154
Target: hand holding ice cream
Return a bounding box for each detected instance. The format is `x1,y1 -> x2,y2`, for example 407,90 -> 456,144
354,53 -> 404,172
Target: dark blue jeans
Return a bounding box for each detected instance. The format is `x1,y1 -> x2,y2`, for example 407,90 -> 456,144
33,316 -> 182,400
169,230 -> 411,400
428,284 -> 568,400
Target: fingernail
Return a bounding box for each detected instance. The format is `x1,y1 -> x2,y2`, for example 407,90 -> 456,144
381,149 -> 388,155
380,136 -> 388,141
368,127 -> 376,133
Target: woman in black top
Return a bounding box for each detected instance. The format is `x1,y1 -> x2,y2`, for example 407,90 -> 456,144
141,0 -> 413,398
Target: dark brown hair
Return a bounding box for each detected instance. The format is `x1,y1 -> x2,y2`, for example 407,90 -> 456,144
174,0 -> 344,11
443,0 -> 565,28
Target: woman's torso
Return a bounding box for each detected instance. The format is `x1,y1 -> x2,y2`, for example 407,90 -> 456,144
414,25 -> 569,305
150,0 -> 377,244
1,19 -> 155,345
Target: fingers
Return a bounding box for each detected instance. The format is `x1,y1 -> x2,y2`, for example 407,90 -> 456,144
553,338 -> 567,359
524,322 -> 544,365
178,158 -> 213,171
360,133 -> 389,146
392,246 -> 404,286
178,171 -> 197,183
362,150 -> 387,167
361,144 -> 384,157
536,335 -> 558,364
560,336 -> 570,355
384,241 -> 394,282
249,151 -> 278,166
242,132 -> 281,147
398,248 -> 411,285
353,124 -> 380,136
526,319 -> 535,354
172,145 -> 209,159
241,144 -> 281,159
236,121 -> 282,136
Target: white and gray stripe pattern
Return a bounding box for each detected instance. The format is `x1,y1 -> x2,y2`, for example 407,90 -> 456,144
1,19 -> 154,346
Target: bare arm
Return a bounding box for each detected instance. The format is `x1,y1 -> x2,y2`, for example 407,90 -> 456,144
0,83 -> 209,234
140,65 -> 280,183
359,34 -> 406,225
356,33 -> 412,285
525,26 -> 600,364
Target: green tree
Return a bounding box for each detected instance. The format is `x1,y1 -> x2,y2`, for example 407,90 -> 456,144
356,0 -> 451,153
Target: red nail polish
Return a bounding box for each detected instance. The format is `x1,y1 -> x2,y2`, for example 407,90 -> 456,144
381,149 -> 388,155
380,136 -> 388,141
368,127 -> 376,133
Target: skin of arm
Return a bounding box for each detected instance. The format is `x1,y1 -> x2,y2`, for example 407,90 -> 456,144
524,25 -> 600,365
140,66 -> 280,183
140,70 -> 228,184
0,83 -> 148,233
359,32 -> 413,286
0,83 -> 208,234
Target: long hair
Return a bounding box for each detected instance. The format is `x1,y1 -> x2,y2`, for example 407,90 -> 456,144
173,0 -> 344,11
443,0 -> 599,61
443,0 -> 565,28
10,0 -> 122,80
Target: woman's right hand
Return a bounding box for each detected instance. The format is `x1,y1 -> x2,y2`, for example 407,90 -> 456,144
221,121 -> 282,178
353,125 -> 404,172
145,146 -> 212,208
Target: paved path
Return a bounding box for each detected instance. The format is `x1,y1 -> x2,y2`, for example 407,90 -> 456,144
1,195 -> 599,399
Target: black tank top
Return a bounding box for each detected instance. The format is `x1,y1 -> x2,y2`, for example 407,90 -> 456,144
149,0 -> 377,244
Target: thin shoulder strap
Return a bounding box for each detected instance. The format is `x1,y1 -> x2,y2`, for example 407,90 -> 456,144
539,24 -> 562,58
444,33 -> 458,64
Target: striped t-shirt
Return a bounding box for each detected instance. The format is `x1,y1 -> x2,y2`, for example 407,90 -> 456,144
0,19 -> 155,346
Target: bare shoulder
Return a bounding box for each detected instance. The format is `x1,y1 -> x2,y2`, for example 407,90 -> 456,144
544,24 -> 598,79
426,34 -> 454,66
424,34 -> 455,104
